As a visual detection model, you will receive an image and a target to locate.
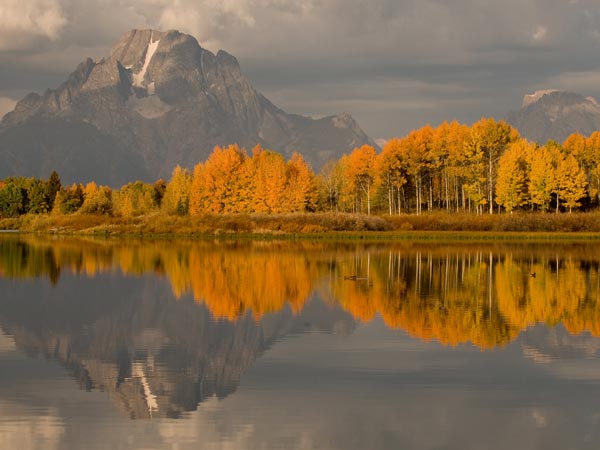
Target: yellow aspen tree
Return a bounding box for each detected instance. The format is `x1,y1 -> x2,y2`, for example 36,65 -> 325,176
461,128 -> 486,214
564,132 -> 596,202
556,154 -> 588,213
162,165 -> 192,215
376,138 -> 408,215
528,146 -> 555,211
470,118 -> 519,214
432,122 -> 454,211
586,132 -> 600,205
445,121 -> 471,212
113,182 -> 155,217
317,159 -> 344,212
345,145 -> 377,215
563,133 -> 587,159
81,182 -> 112,214
337,155 -> 355,212
495,141 -> 531,212
404,126 -> 434,215
81,182 -> 99,213
189,162 -> 206,216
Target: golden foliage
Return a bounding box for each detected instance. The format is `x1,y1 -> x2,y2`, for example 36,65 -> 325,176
4,237 -> 600,350
162,166 -> 192,215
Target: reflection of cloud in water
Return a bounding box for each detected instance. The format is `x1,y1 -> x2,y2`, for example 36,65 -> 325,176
0,326 -> 15,352
521,344 -> 555,364
531,408 -> 548,428
520,325 -> 600,380
0,401 -> 64,450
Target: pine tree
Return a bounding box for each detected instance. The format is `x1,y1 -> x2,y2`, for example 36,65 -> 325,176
46,170 -> 62,210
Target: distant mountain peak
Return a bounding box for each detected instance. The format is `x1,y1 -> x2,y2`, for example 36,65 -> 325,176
0,28 -> 376,185
507,90 -> 600,144
522,89 -> 560,108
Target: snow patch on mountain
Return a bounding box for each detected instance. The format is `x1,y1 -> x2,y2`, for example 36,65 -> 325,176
133,35 -> 160,89
522,90 -> 559,108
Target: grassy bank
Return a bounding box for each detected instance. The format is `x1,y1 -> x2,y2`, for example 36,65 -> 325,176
386,211 -> 600,232
1,211 -> 600,240
0,212 -> 391,236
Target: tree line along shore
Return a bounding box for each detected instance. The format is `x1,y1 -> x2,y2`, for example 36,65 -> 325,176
2,118 -> 600,234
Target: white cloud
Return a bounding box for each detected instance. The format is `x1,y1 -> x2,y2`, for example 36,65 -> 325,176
154,0 -> 256,48
0,0 -> 67,50
3,0 -> 600,137
545,70 -> 600,95
532,25 -> 548,42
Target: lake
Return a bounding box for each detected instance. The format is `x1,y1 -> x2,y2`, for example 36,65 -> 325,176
1,235 -> 600,449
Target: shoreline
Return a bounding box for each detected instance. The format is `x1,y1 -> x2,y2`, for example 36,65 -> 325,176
2,211 -> 600,242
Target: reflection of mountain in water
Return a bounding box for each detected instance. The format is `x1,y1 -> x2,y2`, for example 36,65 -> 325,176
0,273 -> 355,419
521,324 -> 600,364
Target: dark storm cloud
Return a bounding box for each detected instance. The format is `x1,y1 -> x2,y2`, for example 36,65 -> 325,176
2,0 -> 600,136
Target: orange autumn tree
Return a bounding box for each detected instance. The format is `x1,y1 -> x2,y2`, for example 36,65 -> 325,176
376,138 -> 408,215
189,144 -> 251,215
283,152 -> 317,212
341,145 -> 377,215
403,126 -> 435,215
190,145 -> 318,215
189,162 -> 206,216
249,145 -> 287,213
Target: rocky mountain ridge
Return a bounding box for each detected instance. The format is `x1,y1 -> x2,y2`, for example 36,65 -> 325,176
0,29 -> 376,185
506,90 -> 600,144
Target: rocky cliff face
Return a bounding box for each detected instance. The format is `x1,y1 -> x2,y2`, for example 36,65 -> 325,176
0,29 -> 376,185
506,90 -> 600,144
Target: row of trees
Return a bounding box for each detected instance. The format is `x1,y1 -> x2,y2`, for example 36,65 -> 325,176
0,171 -> 62,217
2,118 -> 600,218
0,146 -> 317,218
339,119 -> 598,215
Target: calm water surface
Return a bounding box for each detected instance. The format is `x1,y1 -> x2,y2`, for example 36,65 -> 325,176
1,235 -> 600,449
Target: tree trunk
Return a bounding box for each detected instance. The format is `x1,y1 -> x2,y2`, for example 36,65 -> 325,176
488,150 -> 494,214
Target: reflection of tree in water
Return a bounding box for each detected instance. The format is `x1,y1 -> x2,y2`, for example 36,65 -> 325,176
1,236 -> 600,350
0,239 -> 61,284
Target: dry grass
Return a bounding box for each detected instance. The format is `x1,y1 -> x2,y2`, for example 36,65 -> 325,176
7,212 -> 392,236
386,211 -> 600,232
5,211 -> 600,238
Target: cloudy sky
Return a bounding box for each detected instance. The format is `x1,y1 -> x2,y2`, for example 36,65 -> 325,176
2,0 -> 600,139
